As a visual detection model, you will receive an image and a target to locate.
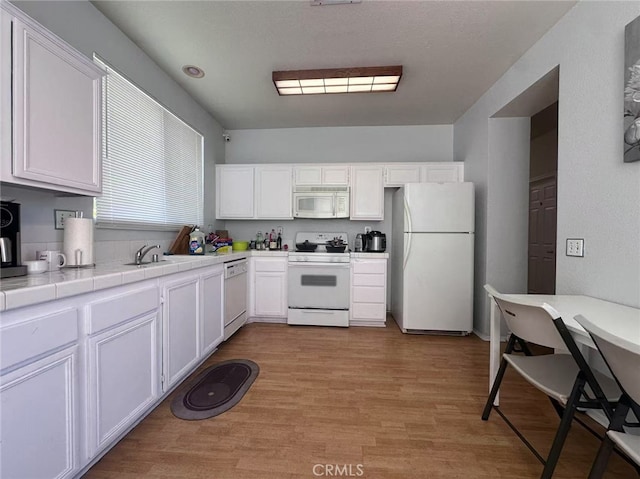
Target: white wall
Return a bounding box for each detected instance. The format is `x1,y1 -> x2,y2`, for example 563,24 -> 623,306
225,125 -> 453,164
8,1 -> 225,255
455,1 -> 640,336
484,118 -> 531,336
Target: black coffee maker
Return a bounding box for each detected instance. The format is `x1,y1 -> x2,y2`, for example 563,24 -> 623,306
1,201 -> 27,278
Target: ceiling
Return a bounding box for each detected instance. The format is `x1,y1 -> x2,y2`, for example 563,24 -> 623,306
91,0 -> 575,130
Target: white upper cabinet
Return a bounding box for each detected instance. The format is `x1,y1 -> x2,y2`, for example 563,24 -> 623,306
216,165 -> 255,219
385,163 -> 464,186
255,166 -> 293,219
0,4 -> 105,195
216,165 -> 292,220
384,164 -> 423,187
294,165 -> 350,186
350,165 -> 384,221
422,163 -> 464,182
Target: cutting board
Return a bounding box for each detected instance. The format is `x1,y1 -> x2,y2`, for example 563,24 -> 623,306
169,225 -> 192,255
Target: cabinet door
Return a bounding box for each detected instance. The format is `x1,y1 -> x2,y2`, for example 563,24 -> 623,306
200,266 -> 224,356
0,10 -> 10,179
11,18 -> 103,194
323,166 -> 350,185
216,166 -> 255,218
384,164 -> 422,187
254,271 -> 287,317
163,276 -> 199,390
1,346 -> 79,479
350,166 -> 384,220
294,166 -> 322,185
422,163 -> 463,182
86,313 -> 158,458
255,166 -> 293,219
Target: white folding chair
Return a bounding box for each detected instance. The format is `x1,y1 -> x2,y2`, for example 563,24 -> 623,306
482,285 -> 621,479
575,314 -> 640,478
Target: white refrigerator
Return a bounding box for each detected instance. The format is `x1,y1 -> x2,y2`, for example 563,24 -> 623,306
390,182 -> 475,334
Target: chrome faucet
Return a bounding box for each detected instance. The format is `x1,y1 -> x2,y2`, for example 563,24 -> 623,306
134,244 -> 161,265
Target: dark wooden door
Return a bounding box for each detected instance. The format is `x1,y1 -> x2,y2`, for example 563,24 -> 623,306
528,176 -> 557,294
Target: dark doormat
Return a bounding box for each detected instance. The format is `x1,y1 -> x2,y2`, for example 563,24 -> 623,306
170,359 -> 259,420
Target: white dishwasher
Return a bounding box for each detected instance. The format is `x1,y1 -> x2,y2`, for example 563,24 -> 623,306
223,258 -> 248,340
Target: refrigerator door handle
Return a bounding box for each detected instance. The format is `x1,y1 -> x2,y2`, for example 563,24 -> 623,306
403,196 -> 412,269
404,195 -> 412,234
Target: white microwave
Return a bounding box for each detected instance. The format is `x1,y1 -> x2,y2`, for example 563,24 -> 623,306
293,186 -> 350,219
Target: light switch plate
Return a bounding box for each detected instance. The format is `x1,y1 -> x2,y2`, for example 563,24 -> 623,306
54,209 -> 76,230
566,238 -> 584,257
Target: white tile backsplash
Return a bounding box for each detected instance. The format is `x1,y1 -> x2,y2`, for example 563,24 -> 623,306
22,239 -> 176,265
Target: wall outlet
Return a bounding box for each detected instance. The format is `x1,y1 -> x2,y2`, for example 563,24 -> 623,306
566,238 -> 584,257
364,226 -> 372,234
277,226 -> 283,235
54,209 -> 77,230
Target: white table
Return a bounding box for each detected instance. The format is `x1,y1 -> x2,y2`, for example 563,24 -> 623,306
488,294 -> 640,404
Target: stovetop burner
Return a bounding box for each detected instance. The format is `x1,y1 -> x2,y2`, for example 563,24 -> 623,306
290,232 -> 350,262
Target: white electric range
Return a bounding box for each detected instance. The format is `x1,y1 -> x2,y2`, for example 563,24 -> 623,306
287,232 -> 350,327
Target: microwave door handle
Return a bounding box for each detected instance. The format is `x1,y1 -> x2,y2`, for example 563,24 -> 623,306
332,195 -> 336,217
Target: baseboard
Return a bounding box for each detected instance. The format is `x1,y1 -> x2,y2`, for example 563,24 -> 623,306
247,317 -> 287,324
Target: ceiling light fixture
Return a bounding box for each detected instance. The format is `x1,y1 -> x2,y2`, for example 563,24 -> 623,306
182,65 -> 205,79
272,66 -> 402,96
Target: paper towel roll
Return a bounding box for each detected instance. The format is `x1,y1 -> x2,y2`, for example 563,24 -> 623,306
63,218 -> 95,267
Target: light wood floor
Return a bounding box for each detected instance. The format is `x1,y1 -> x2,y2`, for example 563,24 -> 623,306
84,320 -> 636,479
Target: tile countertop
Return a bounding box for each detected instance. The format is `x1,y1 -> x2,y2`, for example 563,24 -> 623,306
0,250 -> 388,312
0,252 -> 250,312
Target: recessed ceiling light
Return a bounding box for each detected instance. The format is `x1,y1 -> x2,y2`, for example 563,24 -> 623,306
310,0 -> 362,5
182,65 -> 205,79
272,66 -> 402,96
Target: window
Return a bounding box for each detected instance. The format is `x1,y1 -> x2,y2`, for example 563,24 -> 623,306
94,56 -> 204,230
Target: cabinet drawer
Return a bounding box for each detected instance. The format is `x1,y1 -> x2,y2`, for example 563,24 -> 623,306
351,302 -> 386,320
352,260 -> 386,274
352,286 -> 385,303
88,286 -> 159,335
1,308 -> 78,372
253,259 -> 287,272
352,273 -> 385,287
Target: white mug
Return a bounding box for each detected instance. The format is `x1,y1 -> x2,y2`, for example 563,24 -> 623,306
37,250 -> 67,271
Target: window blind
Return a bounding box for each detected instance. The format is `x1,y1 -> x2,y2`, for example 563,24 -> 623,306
94,56 -> 204,230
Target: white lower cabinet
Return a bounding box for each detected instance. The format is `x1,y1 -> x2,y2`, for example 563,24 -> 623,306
200,265 -> 225,355
162,273 -> 200,391
0,306 -> 80,479
350,258 -> 387,327
85,285 -> 160,459
1,346 -> 79,479
250,256 -> 288,320
0,262 -> 230,477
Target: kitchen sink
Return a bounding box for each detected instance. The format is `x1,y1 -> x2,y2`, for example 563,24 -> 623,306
123,260 -> 167,267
